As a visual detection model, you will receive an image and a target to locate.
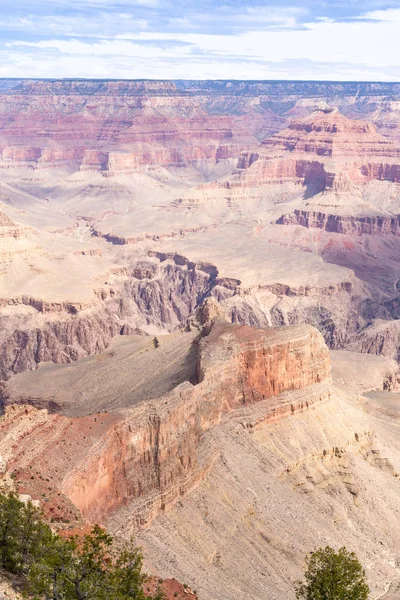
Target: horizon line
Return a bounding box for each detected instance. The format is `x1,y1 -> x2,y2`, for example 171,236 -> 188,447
1,77 -> 400,84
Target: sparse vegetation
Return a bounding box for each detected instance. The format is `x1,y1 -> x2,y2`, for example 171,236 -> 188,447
295,546 -> 369,600
0,492 -> 165,600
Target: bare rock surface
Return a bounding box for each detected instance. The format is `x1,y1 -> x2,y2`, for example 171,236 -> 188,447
2,316 -> 400,599
0,321 -> 332,528
1,330 -> 199,416
349,320 -> 400,360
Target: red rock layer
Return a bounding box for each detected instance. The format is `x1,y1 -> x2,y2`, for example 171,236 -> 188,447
0,81 -> 284,172
177,108 -> 400,210
62,322 -> 331,526
237,108 -> 400,190
0,321 -> 331,530
278,209 -> 400,236
261,109 -> 400,159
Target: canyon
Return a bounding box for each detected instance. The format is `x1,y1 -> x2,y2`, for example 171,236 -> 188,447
3,79 -> 400,598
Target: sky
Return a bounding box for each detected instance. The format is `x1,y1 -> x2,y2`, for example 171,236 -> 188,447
1,0 -> 400,81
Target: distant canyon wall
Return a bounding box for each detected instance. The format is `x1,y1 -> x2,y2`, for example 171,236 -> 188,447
2,79 -> 400,172
0,253 -> 364,381
278,209 -> 400,236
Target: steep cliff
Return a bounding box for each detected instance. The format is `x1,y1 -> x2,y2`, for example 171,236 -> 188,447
3,80 -> 400,176
0,79 -> 283,174
2,318 -> 400,600
0,259 -> 213,380
0,321 -> 331,530
179,107 -> 400,211
278,209 -> 400,236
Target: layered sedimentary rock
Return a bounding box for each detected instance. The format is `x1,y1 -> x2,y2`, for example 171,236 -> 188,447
0,105 -> 394,383
278,209 -> 400,236
348,319 -> 400,360
265,109 -> 400,236
0,258 -> 215,380
0,80 -> 284,174
0,321 -> 331,528
260,108 -> 399,159
2,318 -> 400,599
3,78 -> 400,600
0,210 -> 41,264
136,380 -> 400,600
4,79 -> 400,176
178,108 -> 400,210
0,229 -> 363,381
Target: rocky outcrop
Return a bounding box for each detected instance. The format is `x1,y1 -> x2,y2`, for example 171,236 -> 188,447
4,80 -> 400,175
0,211 -> 41,264
195,320 -> 331,396
348,319 -> 400,360
0,261 -> 213,380
277,209 -> 400,236
239,108 -> 400,189
260,108 -> 400,159
176,108 -> 400,212
0,321 -> 331,530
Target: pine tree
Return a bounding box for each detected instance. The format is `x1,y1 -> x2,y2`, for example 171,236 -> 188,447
295,546 -> 370,600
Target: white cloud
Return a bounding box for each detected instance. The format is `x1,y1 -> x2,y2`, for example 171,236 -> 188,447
2,6 -> 400,79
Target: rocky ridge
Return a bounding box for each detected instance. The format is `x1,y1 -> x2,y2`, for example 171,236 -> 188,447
0,320 -> 331,528
2,85 -> 400,375
2,318 -> 400,599
177,108 -> 400,213
4,79 -> 400,176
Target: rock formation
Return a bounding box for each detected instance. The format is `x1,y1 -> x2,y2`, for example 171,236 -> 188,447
0,208 -> 41,264
3,79 -> 400,599
0,80 -> 284,175
1,84 -> 400,373
2,318 -> 400,599
0,321 -> 331,526
177,108 -> 400,214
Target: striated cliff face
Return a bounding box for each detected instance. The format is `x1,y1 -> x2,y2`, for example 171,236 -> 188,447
0,260 -> 213,380
0,241 -> 362,381
178,108 -> 400,213
2,78 -> 400,600
260,109 -> 400,244
238,108 -> 400,193
3,318 -> 400,600
278,209 -> 400,236
0,210 -> 41,264
172,112 -> 390,225
136,382 -> 400,600
3,80 -> 400,175
260,109 -> 399,159
0,80 -> 284,174
0,321 -> 331,530
1,83 -> 400,375
195,319 -> 331,398
348,319 -> 400,360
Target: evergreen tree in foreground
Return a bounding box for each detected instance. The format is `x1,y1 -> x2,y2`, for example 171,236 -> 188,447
295,546 -> 370,600
0,493 -> 164,600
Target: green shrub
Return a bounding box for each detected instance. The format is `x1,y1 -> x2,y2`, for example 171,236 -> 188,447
0,492 -> 165,600
295,546 -> 369,600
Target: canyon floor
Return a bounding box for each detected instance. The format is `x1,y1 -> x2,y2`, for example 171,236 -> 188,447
3,79 -> 400,598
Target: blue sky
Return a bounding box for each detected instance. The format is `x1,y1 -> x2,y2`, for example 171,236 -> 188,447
1,0 -> 400,80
